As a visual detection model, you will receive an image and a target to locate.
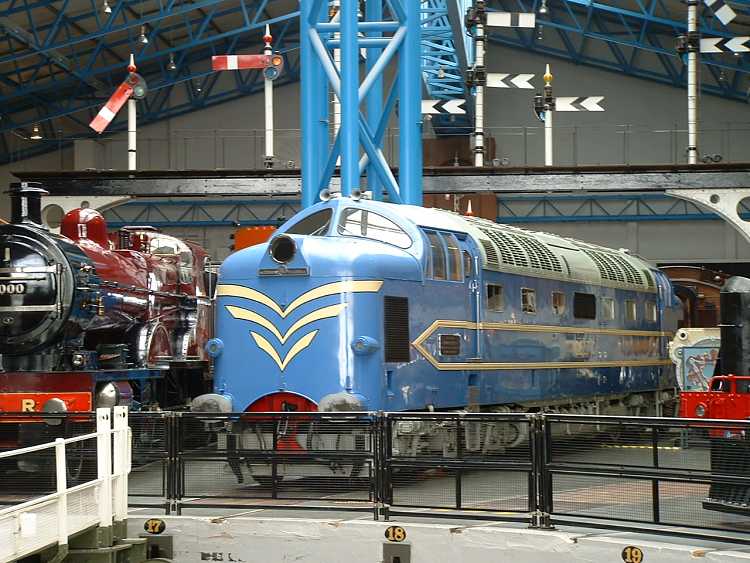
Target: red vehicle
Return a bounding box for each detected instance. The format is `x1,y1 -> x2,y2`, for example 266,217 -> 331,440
680,375 -> 750,438
0,183 -> 213,463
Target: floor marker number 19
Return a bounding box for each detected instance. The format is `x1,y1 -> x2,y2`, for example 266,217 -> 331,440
622,546 -> 643,563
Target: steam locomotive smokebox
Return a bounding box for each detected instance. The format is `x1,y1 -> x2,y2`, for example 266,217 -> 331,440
423,136 -> 495,167
8,182 -> 48,226
718,276 -> 750,376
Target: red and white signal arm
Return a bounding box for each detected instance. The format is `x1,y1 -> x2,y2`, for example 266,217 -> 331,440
89,72 -> 148,134
212,53 -> 284,80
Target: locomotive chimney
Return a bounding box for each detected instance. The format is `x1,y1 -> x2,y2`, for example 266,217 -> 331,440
8,182 -> 48,226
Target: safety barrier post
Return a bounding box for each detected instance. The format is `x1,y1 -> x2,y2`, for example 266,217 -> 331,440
112,406 -> 129,523
55,438 -> 68,549
529,413 -> 554,530
169,412 -> 180,515
97,408 -> 113,529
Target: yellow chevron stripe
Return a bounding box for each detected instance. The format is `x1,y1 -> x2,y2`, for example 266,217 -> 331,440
251,330 -> 318,371
217,280 -> 383,318
226,303 -> 345,344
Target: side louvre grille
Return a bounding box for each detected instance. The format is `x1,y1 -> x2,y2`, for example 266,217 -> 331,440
384,296 -> 410,363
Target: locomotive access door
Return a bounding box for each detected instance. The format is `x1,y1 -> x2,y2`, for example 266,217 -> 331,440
457,235 -> 482,362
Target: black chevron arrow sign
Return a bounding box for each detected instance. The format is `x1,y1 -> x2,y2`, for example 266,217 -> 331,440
555,96 -> 605,112
700,36 -> 750,54
421,99 -> 466,115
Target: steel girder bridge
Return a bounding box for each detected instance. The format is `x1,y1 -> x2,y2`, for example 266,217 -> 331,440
2,0 -> 750,166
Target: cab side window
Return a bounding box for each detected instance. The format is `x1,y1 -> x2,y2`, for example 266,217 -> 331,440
339,208 -> 412,248
445,234 -> 462,281
426,231 -> 446,280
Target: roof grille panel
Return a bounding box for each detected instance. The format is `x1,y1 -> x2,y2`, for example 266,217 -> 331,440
583,249 -> 645,287
479,239 -> 499,267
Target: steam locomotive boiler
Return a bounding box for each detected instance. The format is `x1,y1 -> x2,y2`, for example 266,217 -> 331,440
0,183 -> 212,453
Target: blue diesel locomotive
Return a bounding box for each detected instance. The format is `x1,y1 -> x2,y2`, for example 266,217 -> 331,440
196,196 -> 681,480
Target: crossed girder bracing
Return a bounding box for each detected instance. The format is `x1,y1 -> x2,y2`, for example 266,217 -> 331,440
486,0 -> 750,102
421,0 -> 474,129
3,0 -> 750,167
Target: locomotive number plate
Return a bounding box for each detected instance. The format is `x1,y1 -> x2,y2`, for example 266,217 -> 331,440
0,282 -> 26,295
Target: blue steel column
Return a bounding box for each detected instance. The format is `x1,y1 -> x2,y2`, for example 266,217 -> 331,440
301,0 -> 325,208
366,0 -> 383,200
398,0 -> 422,205
340,0 -> 360,196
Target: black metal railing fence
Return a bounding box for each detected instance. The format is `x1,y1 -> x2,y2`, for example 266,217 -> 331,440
1,410 -> 749,539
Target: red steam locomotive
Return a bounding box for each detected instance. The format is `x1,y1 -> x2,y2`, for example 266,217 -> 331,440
0,183 -> 213,454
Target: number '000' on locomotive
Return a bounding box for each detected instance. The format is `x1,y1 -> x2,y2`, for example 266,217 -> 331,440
194,196 -> 682,483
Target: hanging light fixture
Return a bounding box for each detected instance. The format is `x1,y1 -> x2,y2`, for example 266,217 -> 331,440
102,0 -> 112,14
138,25 -> 149,44
30,124 -> 43,140
539,0 -> 548,15
437,67 -> 445,79
719,69 -> 727,83
167,52 -> 177,71
537,25 -> 544,41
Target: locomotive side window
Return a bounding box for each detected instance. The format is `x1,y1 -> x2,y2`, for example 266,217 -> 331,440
487,284 -> 504,311
287,208 -> 333,236
339,209 -> 411,248
552,292 -> 566,315
625,300 -> 637,322
521,288 -> 537,314
737,379 -> 750,394
710,378 -> 730,392
445,234 -> 462,281
573,292 -> 596,319
645,301 -> 657,322
601,297 -> 615,320
426,231 -> 447,280
463,251 -> 473,278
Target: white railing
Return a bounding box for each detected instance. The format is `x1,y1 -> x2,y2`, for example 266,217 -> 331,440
0,407 -> 130,563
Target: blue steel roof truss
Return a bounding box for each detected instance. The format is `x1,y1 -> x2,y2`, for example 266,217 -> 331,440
2,0 -> 750,165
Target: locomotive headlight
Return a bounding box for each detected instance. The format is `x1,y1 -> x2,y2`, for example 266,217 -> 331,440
71,353 -> 85,367
269,235 -> 296,264
695,403 -> 707,417
96,382 -> 119,409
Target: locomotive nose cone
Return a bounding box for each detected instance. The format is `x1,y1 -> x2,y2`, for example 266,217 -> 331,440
269,235 -> 296,264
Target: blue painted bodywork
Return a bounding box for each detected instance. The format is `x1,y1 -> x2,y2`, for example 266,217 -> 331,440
213,198 -> 679,412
